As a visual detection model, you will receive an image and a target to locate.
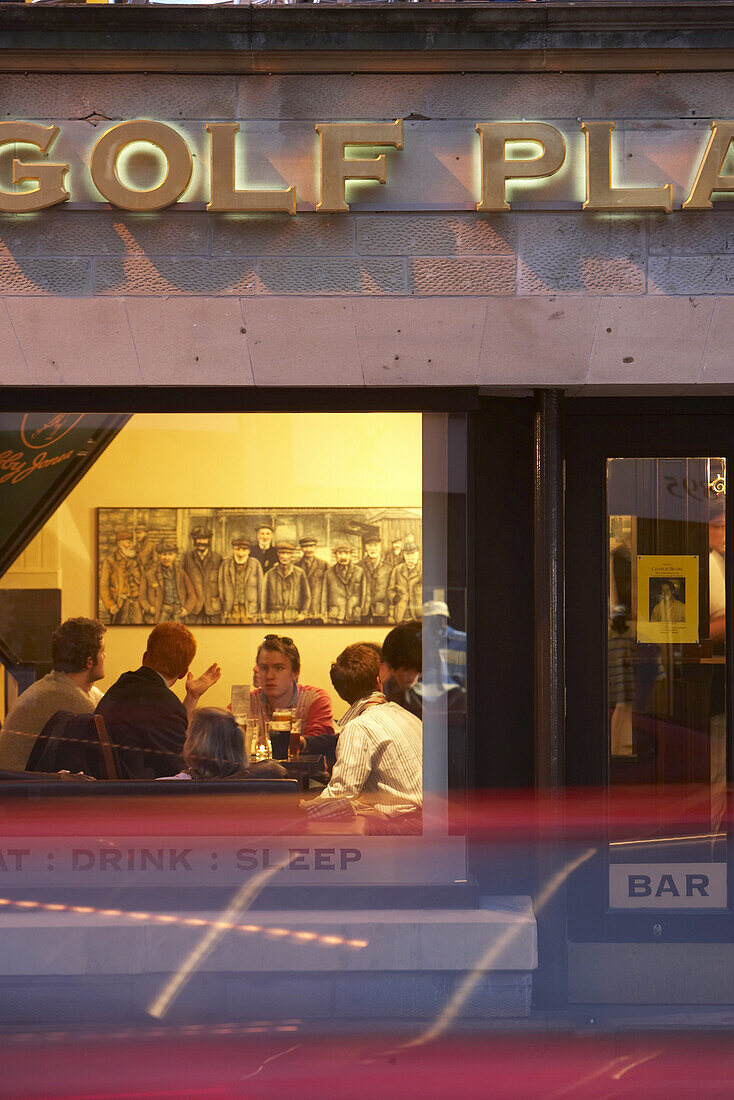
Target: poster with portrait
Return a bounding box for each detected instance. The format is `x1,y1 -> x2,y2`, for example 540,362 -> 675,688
636,555 -> 699,644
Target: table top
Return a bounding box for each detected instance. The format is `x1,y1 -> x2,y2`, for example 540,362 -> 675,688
281,753 -> 329,789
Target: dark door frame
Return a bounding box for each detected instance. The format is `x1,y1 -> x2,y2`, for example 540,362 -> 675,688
565,401 -> 734,945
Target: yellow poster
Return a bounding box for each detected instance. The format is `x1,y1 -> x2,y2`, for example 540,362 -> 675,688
636,555 -> 699,644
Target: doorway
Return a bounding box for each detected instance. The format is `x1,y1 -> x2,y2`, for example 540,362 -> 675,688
565,405 -> 734,1004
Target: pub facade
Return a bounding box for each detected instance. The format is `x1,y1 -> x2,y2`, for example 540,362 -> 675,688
1,3 -> 734,1019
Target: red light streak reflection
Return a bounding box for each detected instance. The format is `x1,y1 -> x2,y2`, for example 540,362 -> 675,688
0,785 -> 729,842
0,1030 -> 732,1100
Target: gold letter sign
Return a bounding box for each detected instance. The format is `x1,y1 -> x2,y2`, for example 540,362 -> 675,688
476,122 -> 566,212
0,116 -> 730,215
315,120 -> 403,213
206,123 -> 295,214
684,121 -> 734,210
90,120 -> 193,212
0,123 -> 69,213
582,122 -> 672,212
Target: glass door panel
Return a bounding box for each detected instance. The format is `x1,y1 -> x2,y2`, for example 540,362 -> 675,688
607,457 -> 727,909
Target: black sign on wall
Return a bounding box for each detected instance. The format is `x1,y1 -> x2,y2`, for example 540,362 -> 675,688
0,412 -> 129,578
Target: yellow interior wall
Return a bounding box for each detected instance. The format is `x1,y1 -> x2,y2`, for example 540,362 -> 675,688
56,411 -> 422,712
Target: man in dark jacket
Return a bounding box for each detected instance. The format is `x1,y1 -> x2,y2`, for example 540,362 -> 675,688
99,529 -> 143,625
139,540 -> 196,624
95,622 -> 220,779
298,536 -> 328,622
360,534 -> 393,624
182,526 -> 223,624
388,535 -> 422,623
263,542 -> 311,623
220,534 -> 263,623
250,523 -> 279,574
134,523 -> 158,572
384,536 -> 405,572
324,543 -> 368,624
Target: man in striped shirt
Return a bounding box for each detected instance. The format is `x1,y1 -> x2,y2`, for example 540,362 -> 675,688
306,643 -> 422,834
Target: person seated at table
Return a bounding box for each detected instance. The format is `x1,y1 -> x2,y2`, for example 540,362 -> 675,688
95,622 -> 221,780
159,707 -> 286,781
0,617 -> 106,772
379,620 -> 423,718
249,634 -> 336,763
304,642 -> 422,834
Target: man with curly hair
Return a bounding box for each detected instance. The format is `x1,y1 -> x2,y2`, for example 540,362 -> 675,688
0,617 -> 106,772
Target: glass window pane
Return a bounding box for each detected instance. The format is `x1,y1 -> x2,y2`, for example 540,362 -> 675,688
607,458 -> 727,907
0,410 -> 467,862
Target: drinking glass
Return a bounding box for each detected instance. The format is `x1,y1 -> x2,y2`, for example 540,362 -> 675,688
247,716 -> 271,761
289,718 -> 302,760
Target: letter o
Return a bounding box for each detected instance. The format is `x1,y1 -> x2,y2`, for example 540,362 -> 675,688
90,120 -> 193,211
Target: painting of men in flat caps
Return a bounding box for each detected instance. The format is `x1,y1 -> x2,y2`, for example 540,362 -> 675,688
384,536 -> 405,571
263,541 -> 311,624
250,524 -> 279,574
134,522 -> 158,572
220,534 -> 264,624
139,540 -> 196,624
298,536 -> 328,623
182,526 -> 223,625
389,535 -> 422,623
324,543 -> 368,624
100,529 -> 144,625
360,530 -> 393,624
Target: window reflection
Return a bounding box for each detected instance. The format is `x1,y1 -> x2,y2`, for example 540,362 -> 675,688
607,458 -> 727,878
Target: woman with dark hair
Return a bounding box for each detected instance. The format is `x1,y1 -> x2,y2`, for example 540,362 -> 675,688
159,706 -> 286,781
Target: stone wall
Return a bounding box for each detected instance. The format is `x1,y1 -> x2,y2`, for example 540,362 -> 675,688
0,71 -> 732,389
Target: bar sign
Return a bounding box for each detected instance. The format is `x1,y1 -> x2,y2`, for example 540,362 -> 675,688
609,863 -> 727,909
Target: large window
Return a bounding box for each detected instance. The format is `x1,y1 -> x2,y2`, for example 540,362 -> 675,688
0,408 -> 468,882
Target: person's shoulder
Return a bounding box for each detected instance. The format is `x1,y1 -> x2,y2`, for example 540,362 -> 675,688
5,673 -> 95,733
299,684 -> 332,706
10,672 -> 87,708
15,672 -> 55,699
343,705 -> 406,745
105,667 -> 146,689
4,674 -> 50,718
98,667 -> 165,700
339,712 -> 372,739
382,700 -> 422,727
95,671 -> 129,707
